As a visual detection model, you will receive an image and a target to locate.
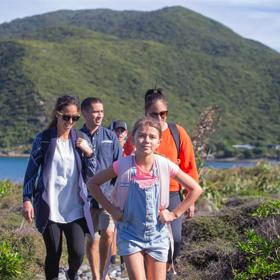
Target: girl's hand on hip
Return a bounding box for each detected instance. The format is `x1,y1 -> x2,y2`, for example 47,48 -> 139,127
111,207 -> 124,222
158,209 -> 177,223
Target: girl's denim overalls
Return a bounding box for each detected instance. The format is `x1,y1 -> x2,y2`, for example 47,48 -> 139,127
116,162 -> 169,262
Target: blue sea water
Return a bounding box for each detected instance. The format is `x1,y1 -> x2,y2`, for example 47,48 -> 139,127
205,160 -> 256,169
0,157 -> 29,183
0,157 -> 279,183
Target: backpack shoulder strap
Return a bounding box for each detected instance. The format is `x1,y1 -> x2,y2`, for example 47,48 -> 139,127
155,154 -> 170,209
112,155 -> 133,210
118,156 -> 132,182
168,123 -> 180,160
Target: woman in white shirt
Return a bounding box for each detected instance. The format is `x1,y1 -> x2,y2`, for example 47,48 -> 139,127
22,95 -> 94,280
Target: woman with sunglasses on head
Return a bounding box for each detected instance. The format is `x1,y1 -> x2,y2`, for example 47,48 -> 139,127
124,88 -> 199,279
22,95 -> 95,280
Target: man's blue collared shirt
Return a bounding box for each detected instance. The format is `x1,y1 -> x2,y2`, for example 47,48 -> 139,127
80,125 -> 122,187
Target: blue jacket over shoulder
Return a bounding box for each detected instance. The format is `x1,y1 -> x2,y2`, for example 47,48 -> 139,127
23,128 -> 95,234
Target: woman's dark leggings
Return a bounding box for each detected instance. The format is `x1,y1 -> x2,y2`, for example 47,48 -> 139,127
167,192 -> 183,264
42,218 -> 88,280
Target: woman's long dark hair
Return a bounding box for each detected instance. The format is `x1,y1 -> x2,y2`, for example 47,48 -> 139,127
144,88 -> 168,114
48,95 -> 80,129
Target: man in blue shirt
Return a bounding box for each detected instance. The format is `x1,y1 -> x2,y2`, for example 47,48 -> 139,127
81,97 -> 121,280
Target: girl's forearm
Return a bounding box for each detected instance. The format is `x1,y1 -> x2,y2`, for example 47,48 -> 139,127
87,166 -> 117,214
89,184 -> 114,214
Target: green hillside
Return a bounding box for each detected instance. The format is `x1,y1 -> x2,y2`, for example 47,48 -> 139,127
0,6 -> 279,155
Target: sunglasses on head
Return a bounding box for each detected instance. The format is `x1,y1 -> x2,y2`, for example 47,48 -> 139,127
57,111 -> 80,122
148,110 -> 168,118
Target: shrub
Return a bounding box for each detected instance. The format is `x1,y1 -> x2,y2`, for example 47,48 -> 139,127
233,225 -> 280,279
233,201 -> 280,279
0,180 -> 12,198
252,200 -> 280,218
0,241 -> 24,279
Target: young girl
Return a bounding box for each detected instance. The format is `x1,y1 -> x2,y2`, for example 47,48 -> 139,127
124,88 -> 199,277
87,117 -> 203,280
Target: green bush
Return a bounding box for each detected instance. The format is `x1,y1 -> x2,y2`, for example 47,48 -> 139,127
233,197 -> 280,280
0,241 -> 24,279
0,180 -> 12,198
233,229 -> 280,279
252,200 -> 280,218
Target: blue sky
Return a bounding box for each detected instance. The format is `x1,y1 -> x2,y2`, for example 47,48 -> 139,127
0,0 -> 279,52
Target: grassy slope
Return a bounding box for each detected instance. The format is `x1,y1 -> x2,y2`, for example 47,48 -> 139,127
0,7 -> 279,151
0,42 -> 47,150
22,34 -> 280,143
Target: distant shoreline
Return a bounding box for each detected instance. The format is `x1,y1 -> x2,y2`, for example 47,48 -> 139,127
212,157 -> 279,162
0,153 -> 278,162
